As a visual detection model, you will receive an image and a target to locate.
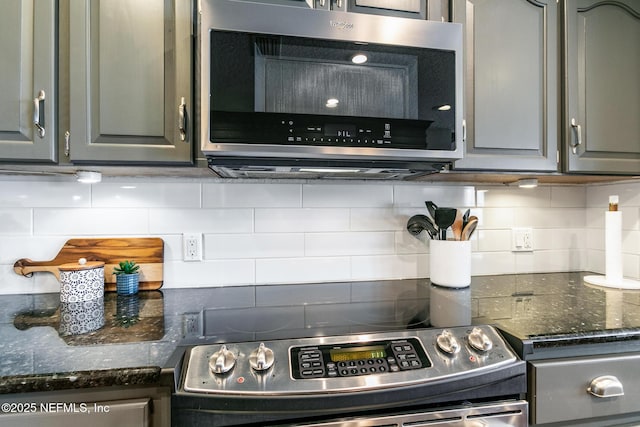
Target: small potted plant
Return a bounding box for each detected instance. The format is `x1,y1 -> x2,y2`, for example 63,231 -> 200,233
113,260 -> 140,295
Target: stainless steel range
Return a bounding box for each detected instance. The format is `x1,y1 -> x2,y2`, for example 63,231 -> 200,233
172,325 -> 527,426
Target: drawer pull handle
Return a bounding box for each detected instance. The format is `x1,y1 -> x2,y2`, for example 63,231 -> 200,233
587,375 -> 624,398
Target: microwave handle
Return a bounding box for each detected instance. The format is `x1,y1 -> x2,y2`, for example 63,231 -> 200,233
178,97 -> 187,141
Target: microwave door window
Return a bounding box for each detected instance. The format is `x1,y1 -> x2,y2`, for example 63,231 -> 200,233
255,46 -> 418,120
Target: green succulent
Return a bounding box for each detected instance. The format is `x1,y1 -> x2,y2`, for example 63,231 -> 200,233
112,260 -> 140,275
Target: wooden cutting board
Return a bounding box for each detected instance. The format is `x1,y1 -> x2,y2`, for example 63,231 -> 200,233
13,238 -> 164,291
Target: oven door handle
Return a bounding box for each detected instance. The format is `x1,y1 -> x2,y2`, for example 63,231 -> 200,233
587,375 -> 624,398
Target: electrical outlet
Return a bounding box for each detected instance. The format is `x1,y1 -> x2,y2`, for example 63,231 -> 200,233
512,228 -> 533,252
183,233 -> 203,261
183,312 -> 201,337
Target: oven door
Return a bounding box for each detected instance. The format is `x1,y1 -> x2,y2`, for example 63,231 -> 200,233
199,0 -> 463,164
293,400 -> 529,427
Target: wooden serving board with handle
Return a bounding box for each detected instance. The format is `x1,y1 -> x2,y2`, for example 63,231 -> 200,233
13,238 -> 164,291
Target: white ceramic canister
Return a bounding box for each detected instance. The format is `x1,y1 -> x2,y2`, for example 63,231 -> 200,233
429,240 -> 472,288
58,258 -> 105,302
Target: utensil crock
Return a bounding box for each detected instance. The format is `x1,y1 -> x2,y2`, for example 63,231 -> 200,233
429,240 -> 471,288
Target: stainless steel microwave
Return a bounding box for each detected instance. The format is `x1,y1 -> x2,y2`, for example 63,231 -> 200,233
198,0 -> 463,179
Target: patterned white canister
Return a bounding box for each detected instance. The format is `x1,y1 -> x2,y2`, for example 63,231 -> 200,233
58,258 -> 105,302
59,297 -> 105,336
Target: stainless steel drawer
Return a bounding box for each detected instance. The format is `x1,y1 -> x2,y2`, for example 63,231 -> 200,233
531,353 -> 640,425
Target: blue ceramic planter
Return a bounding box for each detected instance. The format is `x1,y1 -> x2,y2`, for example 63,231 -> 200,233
115,273 -> 139,295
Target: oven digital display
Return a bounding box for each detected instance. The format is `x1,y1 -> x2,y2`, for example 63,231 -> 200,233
329,345 -> 387,362
324,124 -> 357,138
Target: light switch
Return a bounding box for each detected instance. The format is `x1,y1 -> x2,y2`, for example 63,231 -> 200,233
512,228 -> 533,252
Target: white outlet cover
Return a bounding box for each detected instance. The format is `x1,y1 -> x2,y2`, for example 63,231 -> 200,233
183,233 -> 203,261
512,228 -> 533,252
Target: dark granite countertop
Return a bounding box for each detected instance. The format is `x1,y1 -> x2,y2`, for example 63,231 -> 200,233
2,272 -> 639,394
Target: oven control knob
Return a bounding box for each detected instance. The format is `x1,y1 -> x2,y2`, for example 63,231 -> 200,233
209,345 -> 236,375
436,330 -> 461,355
468,327 -> 493,352
249,342 -> 275,371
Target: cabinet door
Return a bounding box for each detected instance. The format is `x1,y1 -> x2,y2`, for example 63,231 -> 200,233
0,398 -> 150,427
452,0 -> 559,171
0,0 -> 56,162
67,0 -> 192,164
564,0 -> 640,174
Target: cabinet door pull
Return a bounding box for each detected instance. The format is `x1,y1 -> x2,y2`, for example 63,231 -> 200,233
64,131 -> 71,157
178,97 -> 187,141
570,118 -> 582,154
587,375 -> 624,398
462,119 -> 467,144
33,90 -> 46,138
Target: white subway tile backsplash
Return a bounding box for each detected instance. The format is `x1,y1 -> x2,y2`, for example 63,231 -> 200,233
149,208 -> 253,234
255,208 -> 349,232
550,186 -> 586,208
623,230 -> 640,254
34,208 -> 148,235
476,207 -> 514,229
349,208 -> 405,231
256,257 -> 351,284
0,209 -> 32,235
394,231 -> 429,255
164,259 -> 255,287
305,232 -> 395,256
0,181 -> 90,208
393,185 -> 476,208
303,184 -> 393,207
0,177 -> 638,293
0,236 -> 70,264
472,252 -> 515,276
515,250 -> 584,274
92,182 -> 201,208
203,183 -> 301,208
533,229 -> 585,251
351,254 -> 428,281
477,186 -> 551,208
477,230 -> 512,252
205,233 -> 304,259
513,207 -> 585,228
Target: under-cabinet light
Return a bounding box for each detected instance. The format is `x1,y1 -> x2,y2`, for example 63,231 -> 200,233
76,171 -> 102,184
516,178 -> 538,189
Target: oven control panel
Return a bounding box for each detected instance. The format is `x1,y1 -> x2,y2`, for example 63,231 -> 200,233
291,338 -> 430,379
182,325 -> 520,396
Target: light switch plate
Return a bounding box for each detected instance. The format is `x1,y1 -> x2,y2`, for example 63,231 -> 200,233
512,228 -> 533,252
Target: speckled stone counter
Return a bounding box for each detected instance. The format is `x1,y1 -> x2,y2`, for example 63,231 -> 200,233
1,272 -> 639,394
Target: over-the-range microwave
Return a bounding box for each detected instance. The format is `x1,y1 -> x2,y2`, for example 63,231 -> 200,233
198,0 -> 463,179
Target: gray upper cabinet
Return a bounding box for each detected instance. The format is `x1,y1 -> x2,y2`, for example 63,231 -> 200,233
563,0 -> 640,174
64,0 -> 192,164
0,0 -> 56,162
452,0 -> 559,172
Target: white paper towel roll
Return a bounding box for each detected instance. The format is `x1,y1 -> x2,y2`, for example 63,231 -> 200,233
605,211 -> 622,283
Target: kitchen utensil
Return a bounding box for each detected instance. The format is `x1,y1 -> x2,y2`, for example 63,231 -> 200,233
462,209 -> 470,230
461,216 -> 478,241
434,207 -> 457,240
407,214 -> 438,239
58,258 -> 105,302
13,238 -> 164,291
451,209 -> 464,241
425,201 -> 438,221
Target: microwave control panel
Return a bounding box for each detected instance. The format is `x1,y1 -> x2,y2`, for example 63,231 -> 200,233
210,111 -> 454,151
